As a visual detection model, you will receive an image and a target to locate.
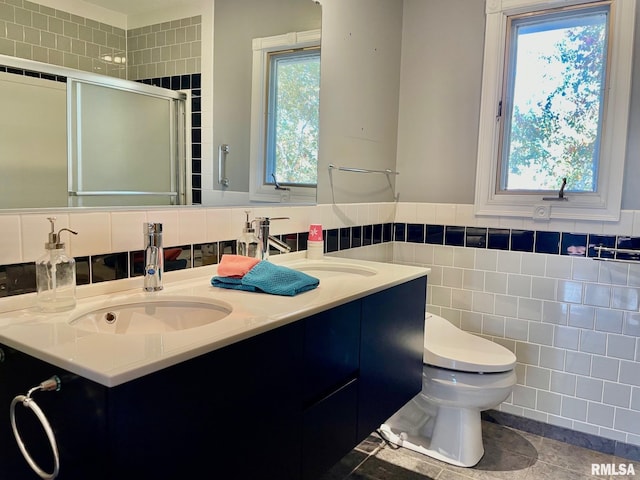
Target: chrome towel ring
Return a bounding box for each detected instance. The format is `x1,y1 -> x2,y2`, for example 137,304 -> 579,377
10,376 -> 61,479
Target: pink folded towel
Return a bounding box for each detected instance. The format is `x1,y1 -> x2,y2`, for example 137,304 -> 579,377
217,254 -> 260,278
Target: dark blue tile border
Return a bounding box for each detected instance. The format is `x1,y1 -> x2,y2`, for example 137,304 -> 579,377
562,233 -> 587,257
340,227 -> 351,250
445,226 -> 465,247
0,64 -> 67,83
488,228 -> 510,250
407,224 -> 425,243
363,225 -> 373,246
616,236 -> 640,261
326,229 -> 339,253
511,230 -> 535,252
352,226 -> 363,248
536,231 -> 560,254
466,227 -> 487,248
382,223 -> 392,243
0,263 -> 36,296
372,224 -> 383,244
426,225 -> 444,245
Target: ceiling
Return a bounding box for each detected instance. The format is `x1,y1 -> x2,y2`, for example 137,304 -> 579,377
82,0 -> 200,16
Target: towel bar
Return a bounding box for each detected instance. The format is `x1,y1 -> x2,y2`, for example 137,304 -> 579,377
592,245 -> 640,264
328,164 -> 399,175
69,191 -> 178,196
327,163 -> 400,203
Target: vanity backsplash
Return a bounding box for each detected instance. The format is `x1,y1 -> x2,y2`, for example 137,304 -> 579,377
3,202 -> 640,299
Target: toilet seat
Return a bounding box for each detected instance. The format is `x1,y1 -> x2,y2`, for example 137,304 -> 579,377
424,315 -> 516,373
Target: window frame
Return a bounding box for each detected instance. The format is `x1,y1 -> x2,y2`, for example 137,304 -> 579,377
264,47 -> 320,189
474,0 -> 635,221
249,30 -> 321,203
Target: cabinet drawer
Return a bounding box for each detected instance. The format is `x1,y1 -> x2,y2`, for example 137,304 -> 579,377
303,300 -> 360,404
302,378 -> 358,480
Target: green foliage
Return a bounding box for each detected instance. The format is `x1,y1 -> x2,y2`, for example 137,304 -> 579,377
272,54 -> 320,185
506,17 -> 606,192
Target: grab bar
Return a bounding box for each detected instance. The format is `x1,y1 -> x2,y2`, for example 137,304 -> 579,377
218,144 -> 230,187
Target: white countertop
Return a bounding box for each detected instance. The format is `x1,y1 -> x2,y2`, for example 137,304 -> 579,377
0,255 -> 429,387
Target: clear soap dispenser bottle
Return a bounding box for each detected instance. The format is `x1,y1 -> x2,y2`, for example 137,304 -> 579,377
36,217 -> 78,312
236,211 -> 260,258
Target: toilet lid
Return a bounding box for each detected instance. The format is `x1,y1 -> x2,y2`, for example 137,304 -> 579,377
424,315 -> 516,373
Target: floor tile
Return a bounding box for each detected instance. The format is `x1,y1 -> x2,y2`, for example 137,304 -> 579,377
481,422 -> 542,458
320,450 -> 369,480
374,446 -> 443,478
326,421 -> 640,480
435,448 -> 533,480
533,436 -> 619,476
349,456 -> 436,480
524,460 -> 604,480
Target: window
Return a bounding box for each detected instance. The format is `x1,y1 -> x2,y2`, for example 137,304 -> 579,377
250,30 -> 321,202
265,48 -> 320,187
475,0 -> 635,221
501,5 -> 608,193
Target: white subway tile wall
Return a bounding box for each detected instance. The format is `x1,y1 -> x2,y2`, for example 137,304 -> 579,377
0,1 -> 202,81
394,203 -> 640,448
0,0 -> 127,78
126,16 -> 202,81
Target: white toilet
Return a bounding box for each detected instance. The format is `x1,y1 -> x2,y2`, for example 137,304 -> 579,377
380,314 -> 516,467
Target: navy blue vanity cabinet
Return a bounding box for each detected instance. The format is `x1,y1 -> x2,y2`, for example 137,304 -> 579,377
302,301 -> 361,480
358,276 -> 427,439
0,274 -> 427,480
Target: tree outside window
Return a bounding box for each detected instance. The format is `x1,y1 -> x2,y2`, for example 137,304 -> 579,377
500,6 -> 608,194
265,48 -> 320,187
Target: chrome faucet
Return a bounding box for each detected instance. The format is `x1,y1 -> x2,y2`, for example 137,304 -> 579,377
255,217 -> 291,260
144,222 -> 163,291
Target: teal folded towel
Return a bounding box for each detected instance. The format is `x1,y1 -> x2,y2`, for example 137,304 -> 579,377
211,261 -> 319,296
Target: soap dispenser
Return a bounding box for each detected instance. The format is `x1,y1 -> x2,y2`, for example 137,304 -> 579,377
36,217 -> 78,312
236,211 -> 261,258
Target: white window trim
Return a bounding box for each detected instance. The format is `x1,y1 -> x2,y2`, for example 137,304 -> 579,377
249,29 -> 321,203
474,0 -> 635,221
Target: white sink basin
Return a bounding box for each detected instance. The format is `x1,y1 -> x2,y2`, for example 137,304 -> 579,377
288,261 -> 378,277
69,296 -> 233,334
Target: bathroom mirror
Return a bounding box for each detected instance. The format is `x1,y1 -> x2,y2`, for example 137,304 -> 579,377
0,0 -> 321,211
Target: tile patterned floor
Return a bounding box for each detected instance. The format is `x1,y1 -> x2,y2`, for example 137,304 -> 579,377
322,421 -> 639,479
